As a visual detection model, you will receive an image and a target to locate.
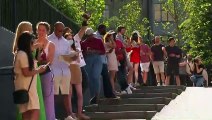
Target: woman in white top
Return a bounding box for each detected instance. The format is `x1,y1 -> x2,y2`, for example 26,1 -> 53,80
14,32 -> 46,120
64,32 -> 90,120
104,30 -> 118,93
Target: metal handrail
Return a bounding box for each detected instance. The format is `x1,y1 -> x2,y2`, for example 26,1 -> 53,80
0,66 -> 13,75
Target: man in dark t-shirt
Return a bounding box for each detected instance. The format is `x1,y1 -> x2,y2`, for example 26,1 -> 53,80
151,36 -> 166,86
164,37 -> 182,86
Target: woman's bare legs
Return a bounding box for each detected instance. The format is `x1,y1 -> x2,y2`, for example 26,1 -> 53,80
22,109 -> 39,120
75,84 -> 90,119
142,71 -> 148,84
133,63 -> 139,85
109,70 -> 117,92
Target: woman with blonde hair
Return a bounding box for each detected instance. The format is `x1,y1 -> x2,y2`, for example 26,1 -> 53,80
104,30 -> 118,93
13,21 -> 33,54
13,21 -> 46,120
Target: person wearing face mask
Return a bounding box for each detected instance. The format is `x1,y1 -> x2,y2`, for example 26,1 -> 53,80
150,36 -> 166,86
64,31 -> 90,120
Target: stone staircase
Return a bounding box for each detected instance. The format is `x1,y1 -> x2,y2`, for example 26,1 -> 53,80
84,86 -> 186,120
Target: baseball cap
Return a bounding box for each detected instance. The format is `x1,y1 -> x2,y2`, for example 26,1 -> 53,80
107,30 -> 115,35
85,28 -> 94,35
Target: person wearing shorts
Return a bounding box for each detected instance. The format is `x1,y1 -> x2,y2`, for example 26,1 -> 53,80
140,38 -> 151,85
151,36 -> 166,86
127,31 -> 141,87
48,22 -> 72,119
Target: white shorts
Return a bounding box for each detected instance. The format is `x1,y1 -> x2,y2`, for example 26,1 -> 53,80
152,61 -> 165,74
140,62 -> 150,72
52,67 -> 71,95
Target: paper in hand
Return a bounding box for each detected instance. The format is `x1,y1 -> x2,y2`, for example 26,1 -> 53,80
59,51 -> 78,64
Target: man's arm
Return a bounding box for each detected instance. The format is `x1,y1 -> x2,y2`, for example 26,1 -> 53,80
78,25 -> 87,40
77,13 -> 90,39
176,47 -> 182,58
162,46 -> 167,57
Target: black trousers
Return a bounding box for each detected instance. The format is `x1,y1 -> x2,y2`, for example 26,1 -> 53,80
117,60 -> 129,91
101,64 -> 116,98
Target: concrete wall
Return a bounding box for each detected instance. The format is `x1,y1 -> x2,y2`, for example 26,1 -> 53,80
0,27 -> 14,67
0,27 -> 16,120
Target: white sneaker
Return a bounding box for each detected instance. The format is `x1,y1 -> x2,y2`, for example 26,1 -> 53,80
126,86 -> 132,94
162,82 -> 166,86
114,90 -> 121,95
64,116 -> 76,120
120,90 -> 127,94
134,82 -> 140,87
157,82 -> 161,86
129,83 -> 136,90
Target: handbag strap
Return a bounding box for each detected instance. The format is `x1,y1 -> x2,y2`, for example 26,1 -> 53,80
27,76 -> 34,92
14,53 -> 35,92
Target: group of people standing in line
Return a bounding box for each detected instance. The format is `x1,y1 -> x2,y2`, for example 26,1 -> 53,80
12,14 -> 208,120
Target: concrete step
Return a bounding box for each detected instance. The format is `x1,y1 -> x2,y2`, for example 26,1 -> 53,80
112,119 -> 146,120
137,85 -> 186,91
98,97 -> 171,105
86,111 -> 157,120
85,104 -> 165,112
121,93 -> 178,99
133,88 -> 183,94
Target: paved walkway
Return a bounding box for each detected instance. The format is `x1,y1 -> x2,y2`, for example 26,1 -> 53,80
152,87 -> 212,120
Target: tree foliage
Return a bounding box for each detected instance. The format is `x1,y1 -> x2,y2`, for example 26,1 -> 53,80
104,0 -> 150,38
47,0 -> 105,29
161,0 -> 212,65
180,0 -> 212,65
160,0 -> 187,44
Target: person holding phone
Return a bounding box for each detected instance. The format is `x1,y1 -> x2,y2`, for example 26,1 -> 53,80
35,22 -> 56,120
13,21 -> 47,120
14,32 -> 47,120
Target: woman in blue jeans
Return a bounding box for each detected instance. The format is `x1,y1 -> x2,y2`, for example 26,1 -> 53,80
190,57 -> 205,87
81,28 -> 106,104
